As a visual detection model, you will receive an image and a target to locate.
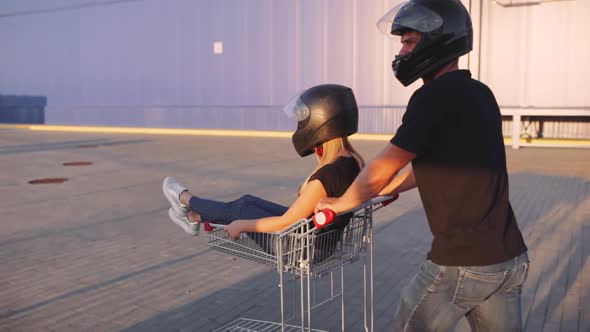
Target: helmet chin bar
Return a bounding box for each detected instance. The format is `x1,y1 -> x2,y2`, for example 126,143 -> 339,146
394,54 -> 458,86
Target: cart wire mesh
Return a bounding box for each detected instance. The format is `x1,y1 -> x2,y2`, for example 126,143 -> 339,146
207,211 -> 371,278
206,195 -> 395,332
211,318 -> 327,332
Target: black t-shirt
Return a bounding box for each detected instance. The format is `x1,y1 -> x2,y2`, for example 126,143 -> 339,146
308,156 -> 361,231
391,70 -> 527,266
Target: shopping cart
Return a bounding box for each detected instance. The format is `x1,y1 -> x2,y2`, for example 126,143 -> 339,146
206,195 -> 398,332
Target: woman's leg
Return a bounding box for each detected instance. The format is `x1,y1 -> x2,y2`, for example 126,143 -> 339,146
185,194 -> 288,253
184,193 -> 288,224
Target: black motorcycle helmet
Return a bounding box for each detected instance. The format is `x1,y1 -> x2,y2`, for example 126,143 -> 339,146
284,84 -> 358,157
377,0 -> 473,86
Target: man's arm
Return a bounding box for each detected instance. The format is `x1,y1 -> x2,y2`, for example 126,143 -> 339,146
315,143 -> 415,214
378,166 -> 416,196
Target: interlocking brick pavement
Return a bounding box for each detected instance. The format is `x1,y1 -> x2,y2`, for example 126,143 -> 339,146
0,128 -> 588,331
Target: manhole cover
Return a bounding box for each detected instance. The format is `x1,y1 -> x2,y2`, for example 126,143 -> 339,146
63,161 -> 93,166
29,178 -> 68,184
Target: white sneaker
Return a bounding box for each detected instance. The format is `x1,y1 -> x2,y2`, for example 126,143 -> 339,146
163,177 -> 189,215
168,208 -> 199,236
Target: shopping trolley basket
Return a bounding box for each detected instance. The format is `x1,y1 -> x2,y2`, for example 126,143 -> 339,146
206,195 -> 397,332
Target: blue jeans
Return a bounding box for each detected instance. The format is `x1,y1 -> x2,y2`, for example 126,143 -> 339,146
393,252 -> 529,332
188,194 -> 288,224
189,194 -> 289,254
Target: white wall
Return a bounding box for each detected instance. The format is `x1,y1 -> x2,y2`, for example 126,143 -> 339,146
477,0 -> 590,107
0,0 -> 587,131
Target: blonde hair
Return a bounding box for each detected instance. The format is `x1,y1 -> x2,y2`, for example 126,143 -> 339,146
299,136 -> 364,192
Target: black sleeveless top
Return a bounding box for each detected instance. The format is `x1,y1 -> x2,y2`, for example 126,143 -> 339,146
308,156 -> 361,232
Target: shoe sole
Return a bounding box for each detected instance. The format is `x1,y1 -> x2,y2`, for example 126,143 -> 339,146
163,177 -> 189,215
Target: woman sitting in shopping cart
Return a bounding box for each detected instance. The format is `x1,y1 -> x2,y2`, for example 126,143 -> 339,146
163,84 -> 364,242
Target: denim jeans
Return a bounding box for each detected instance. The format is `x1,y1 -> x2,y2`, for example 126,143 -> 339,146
189,194 -> 288,224
393,252 -> 529,332
189,194 -> 289,254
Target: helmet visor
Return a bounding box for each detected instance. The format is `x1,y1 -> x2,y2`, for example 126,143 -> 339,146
283,90 -> 311,122
377,0 -> 443,38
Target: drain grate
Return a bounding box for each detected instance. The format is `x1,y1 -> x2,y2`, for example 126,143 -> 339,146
63,161 -> 93,166
28,178 -> 68,184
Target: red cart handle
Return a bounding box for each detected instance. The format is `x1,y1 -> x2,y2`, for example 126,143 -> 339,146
203,222 -> 214,233
312,209 -> 336,229
380,193 -> 400,207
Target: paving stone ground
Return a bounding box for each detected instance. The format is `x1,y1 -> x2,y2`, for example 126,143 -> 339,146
0,128 -> 588,331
